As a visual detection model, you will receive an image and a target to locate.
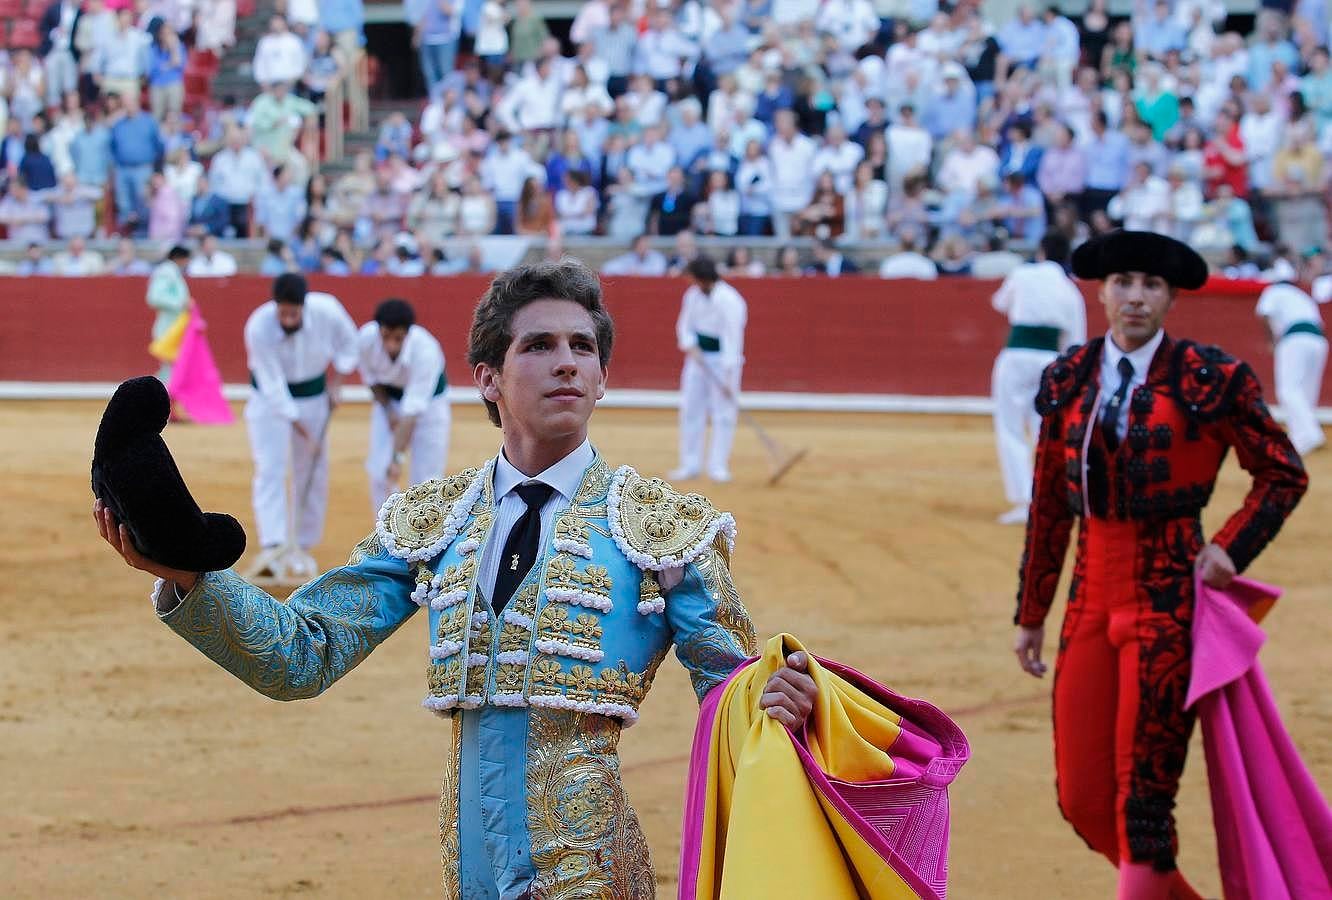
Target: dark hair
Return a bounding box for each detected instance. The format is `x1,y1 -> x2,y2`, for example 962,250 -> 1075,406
273,272 -> 308,305
266,238 -> 285,255
467,259 -> 614,426
374,298 -> 416,329
1040,233 -> 1070,266
167,245 -> 191,261
687,255 -> 718,283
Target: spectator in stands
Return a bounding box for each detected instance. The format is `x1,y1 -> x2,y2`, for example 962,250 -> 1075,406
161,147 -> 201,207
602,166 -> 649,239
253,15 -> 308,89
480,130 -> 541,234
601,233 -> 668,276
0,181 -> 52,244
649,166 -> 696,236
999,121 -> 1042,185
885,103 -> 932,194
1270,121 -> 1326,253
732,138 -> 772,237
554,169 -> 598,235
793,170 -> 844,238
357,168 -> 409,244
592,3 -> 636,98
842,160 -> 887,241
106,236 -> 149,275
924,63 -> 978,142
15,242 -> 55,276
878,226 -> 938,280
1163,162 -> 1205,244
42,171 -> 102,239
699,170 -> 739,237
1136,0 -> 1187,62
998,4 -> 1046,71
19,135 -> 57,192
1240,90 -> 1284,198
299,30 -> 347,108
474,0 -> 510,76
497,55 -> 562,136
1196,183 -> 1259,251
94,9 -> 147,102
717,246 -> 762,278
1081,110 -> 1131,216
410,0 -> 462,99
186,174 -> 230,239
768,109 -> 817,238
665,229 -> 698,276
1036,122 -> 1086,210
1100,19 -> 1135,82
515,175 -> 554,235
255,164 -> 309,243
1247,10 -> 1299,92
147,24 -> 185,122
1221,243 -> 1261,280
51,234 -> 105,275
106,89 -> 159,236
187,234 -> 238,277
545,130 -> 594,196
933,234 -> 975,278
456,173 -> 498,236
1107,159 -> 1170,232
406,168 -> 459,244
509,0 -> 551,67
146,170 -> 186,241
937,127 -> 1000,198
248,80 -> 317,166
806,236 -> 860,277
209,127 -> 267,237
997,170 -> 1046,244
1203,108 -> 1249,199
625,123 -> 675,196
970,233 -> 1026,279
769,244 -> 801,277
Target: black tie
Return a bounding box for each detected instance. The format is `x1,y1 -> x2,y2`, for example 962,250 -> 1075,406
492,482 -> 554,613
1101,357 -> 1135,451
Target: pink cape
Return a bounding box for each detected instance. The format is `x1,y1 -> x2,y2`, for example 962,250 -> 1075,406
1185,575 -> 1332,900
167,310 -> 234,425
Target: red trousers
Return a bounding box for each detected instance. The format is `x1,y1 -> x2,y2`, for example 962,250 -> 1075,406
1053,517 -> 1200,874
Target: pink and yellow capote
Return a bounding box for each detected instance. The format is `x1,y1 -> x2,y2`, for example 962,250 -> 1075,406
678,634 -> 969,900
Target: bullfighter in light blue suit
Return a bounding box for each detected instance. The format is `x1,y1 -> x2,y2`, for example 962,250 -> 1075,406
95,258 -> 820,898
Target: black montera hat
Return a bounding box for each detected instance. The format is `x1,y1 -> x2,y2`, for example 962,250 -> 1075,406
1071,230 -> 1209,290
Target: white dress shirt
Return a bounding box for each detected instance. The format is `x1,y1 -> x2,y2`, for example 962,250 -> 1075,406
676,280 -> 747,369
252,32 -> 308,86
1100,328 -> 1165,441
186,251 -> 239,277
1256,283 -> 1324,338
767,134 -> 817,213
480,440 -> 596,603
245,292 -> 359,421
356,322 -> 447,417
991,261 -> 1087,350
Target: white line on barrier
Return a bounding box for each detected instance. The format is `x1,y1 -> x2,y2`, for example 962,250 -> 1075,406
2,381 -> 1330,422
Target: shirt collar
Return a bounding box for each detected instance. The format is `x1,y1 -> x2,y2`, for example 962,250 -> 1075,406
493,439 -> 595,504
1103,328 -> 1165,378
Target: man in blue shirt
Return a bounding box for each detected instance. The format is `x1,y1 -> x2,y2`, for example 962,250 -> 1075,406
1080,110 -> 1130,218
923,63 -> 977,141
108,90 -> 163,236
998,5 -> 1046,69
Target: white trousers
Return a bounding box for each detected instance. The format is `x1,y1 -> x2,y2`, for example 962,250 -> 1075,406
1275,333 -> 1328,455
245,394 -> 331,550
679,354 -> 741,479
992,348 -> 1057,506
366,395 -> 452,513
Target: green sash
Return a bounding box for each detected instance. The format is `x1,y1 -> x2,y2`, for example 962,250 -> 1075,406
378,373 -> 448,402
1284,322 -> 1326,339
1005,325 -> 1062,352
249,372 -> 327,398
696,333 -> 721,353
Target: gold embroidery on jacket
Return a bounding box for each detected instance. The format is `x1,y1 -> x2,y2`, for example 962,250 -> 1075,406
439,720 -> 462,898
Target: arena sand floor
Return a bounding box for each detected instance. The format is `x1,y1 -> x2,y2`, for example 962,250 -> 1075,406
3,400 -> 1329,898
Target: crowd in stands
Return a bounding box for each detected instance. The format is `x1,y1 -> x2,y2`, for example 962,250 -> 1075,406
3,0 -> 1332,282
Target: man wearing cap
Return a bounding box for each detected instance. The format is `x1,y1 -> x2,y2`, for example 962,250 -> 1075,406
990,232 -> 1086,525
357,298 -> 453,513
672,255 -> 747,482
244,273 -> 359,579
1012,230 -> 1307,898
1256,277 -> 1328,455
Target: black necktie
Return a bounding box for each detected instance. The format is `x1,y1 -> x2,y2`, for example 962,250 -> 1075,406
1101,357 -> 1135,451
492,482 -> 554,613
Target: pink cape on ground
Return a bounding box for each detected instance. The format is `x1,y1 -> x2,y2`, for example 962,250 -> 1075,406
167,310 -> 234,425
1186,575 -> 1332,900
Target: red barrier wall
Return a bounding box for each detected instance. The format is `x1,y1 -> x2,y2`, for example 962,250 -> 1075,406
0,274 -> 1323,398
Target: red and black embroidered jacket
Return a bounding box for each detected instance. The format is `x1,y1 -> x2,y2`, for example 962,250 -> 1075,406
1014,334 -> 1307,628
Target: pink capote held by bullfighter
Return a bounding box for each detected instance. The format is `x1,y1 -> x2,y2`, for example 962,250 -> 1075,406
678,634 -> 969,899
1185,575 -> 1332,900
167,309 -> 233,425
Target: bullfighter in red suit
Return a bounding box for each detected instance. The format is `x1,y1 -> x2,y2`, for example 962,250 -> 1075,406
1011,230 -> 1308,899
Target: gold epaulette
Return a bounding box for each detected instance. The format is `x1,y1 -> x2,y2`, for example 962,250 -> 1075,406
607,467 -> 737,571
376,467 -> 485,563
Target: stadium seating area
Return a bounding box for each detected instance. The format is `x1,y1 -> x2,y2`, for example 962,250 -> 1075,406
1,0 -> 1330,282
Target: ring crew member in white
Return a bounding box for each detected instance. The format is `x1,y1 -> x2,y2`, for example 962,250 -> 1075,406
671,255 -> 748,483
991,233 -> 1088,524
1256,280 -> 1328,455
357,298 -> 452,513
243,273 -> 358,553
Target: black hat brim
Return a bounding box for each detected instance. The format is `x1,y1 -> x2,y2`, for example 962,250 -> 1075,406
1071,230 -> 1209,290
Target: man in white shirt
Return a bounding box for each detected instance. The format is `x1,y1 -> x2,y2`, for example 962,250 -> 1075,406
496,55 -> 563,134
51,235 -> 106,276
601,233 -> 668,276
1256,280 -> 1328,454
358,298 -> 452,512
625,123 -> 676,196
990,233 -> 1087,524
1107,162 -> 1170,233
252,14 -> 308,87
243,274 -> 358,578
186,235 -> 239,277
811,123 -> 864,196
767,110 -> 817,239
885,103 -> 933,192
672,256 -> 747,482
479,131 -> 543,234
878,228 -> 938,279
634,8 -> 698,84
